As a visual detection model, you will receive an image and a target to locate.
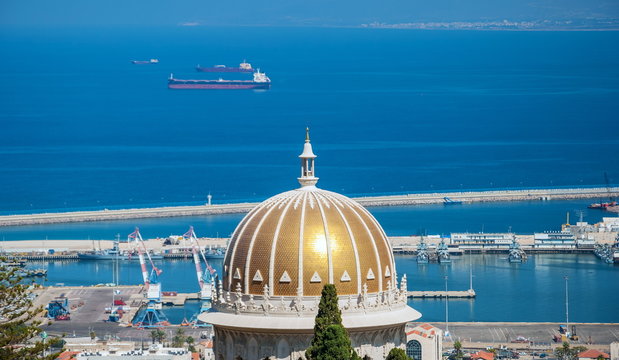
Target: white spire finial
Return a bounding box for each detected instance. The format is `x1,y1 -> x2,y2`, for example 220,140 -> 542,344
298,128 -> 318,187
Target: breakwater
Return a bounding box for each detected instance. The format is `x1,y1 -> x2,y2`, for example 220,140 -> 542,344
1,187 -> 617,226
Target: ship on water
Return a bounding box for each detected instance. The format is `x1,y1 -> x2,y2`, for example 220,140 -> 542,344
168,71 -> 271,89
416,237 -> 429,264
78,241 -> 163,260
203,246 -> 225,259
132,59 -> 159,64
196,61 -> 254,73
437,239 -> 451,263
507,237 -> 527,263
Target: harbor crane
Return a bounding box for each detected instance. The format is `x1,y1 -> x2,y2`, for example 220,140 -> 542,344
183,226 -> 217,327
183,226 -> 216,302
129,227 -> 169,328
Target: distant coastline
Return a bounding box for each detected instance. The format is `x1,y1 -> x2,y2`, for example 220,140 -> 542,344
360,19 -> 619,31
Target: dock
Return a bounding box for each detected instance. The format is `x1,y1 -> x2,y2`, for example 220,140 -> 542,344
1,187 -> 618,226
408,289 -> 476,298
161,292 -> 201,306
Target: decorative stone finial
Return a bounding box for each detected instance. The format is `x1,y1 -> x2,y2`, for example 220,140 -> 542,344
298,128 -> 319,187
218,280 -> 225,304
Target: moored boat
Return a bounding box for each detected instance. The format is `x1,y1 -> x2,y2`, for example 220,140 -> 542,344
78,241 -> 163,260
204,247 -> 225,259
416,237 -> 429,264
437,240 -> 451,263
587,201 -> 617,209
508,237 -> 527,263
443,197 -> 463,205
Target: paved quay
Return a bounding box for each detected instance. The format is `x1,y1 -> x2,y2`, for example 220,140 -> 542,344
2,187 -> 618,226
427,322 -> 619,351
32,286 -> 619,349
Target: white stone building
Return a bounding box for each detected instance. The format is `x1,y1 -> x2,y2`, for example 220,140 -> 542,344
610,342 -> 619,360
200,129 -> 422,360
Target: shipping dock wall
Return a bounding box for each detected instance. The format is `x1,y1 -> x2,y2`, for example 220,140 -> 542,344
1,187 -> 618,226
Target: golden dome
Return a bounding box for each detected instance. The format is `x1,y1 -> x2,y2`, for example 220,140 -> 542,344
223,130 -> 396,297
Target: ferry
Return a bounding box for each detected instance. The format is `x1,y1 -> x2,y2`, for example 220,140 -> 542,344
196,61 -> 254,73
168,71 -> 271,89
132,59 -> 159,64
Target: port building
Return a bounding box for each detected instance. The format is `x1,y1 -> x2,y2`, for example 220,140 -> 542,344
533,231 -> 577,249
450,233 -> 514,249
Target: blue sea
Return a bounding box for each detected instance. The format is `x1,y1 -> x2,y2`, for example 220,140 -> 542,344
1,27 -> 619,324
1,27 -> 618,213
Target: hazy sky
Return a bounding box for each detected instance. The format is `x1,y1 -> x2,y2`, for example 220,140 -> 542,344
1,0 -> 618,26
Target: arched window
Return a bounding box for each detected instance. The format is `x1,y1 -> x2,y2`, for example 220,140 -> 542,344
406,340 -> 422,360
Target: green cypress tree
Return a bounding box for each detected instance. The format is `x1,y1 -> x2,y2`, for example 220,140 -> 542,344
306,284 -> 360,360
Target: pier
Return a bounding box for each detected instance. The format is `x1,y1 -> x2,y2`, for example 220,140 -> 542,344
408,289 -> 476,298
161,292 -> 201,306
1,187 -> 618,226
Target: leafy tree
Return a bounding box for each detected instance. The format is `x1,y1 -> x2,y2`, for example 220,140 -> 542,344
305,284 -> 360,360
0,259 -> 62,359
89,331 -> 96,340
386,347 -> 412,360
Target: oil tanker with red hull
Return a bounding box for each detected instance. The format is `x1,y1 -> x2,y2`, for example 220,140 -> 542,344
196,61 -> 254,73
168,71 -> 270,89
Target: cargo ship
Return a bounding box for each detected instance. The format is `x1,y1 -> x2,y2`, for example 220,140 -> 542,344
196,61 -> 253,73
168,71 -> 271,89
132,59 -> 159,64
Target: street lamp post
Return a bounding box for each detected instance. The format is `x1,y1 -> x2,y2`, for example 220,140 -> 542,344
565,275 -> 569,337
445,275 -> 449,338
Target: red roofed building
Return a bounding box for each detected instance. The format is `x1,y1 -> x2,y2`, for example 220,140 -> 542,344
56,351 -> 79,360
405,323 -> 443,360
579,349 -> 610,360
471,351 -> 495,360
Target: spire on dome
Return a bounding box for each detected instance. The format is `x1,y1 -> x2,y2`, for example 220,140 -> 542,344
298,128 -> 318,187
